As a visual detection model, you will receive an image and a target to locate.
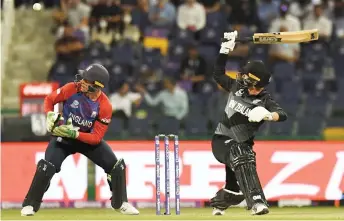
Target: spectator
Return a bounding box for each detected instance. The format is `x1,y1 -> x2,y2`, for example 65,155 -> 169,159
198,0 -> 221,13
135,77 -> 189,121
131,0 -> 150,33
85,0 -> 99,6
322,0 -> 335,18
258,0 -> 279,31
289,0 -> 313,21
269,0 -> 301,33
149,0 -> 176,27
333,0 -> 344,39
176,0 -> 206,34
303,0 -> 333,40
269,1 -> 301,63
109,81 -> 142,123
268,26 -> 300,63
55,23 -> 85,61
225,0 -> 261,31
90,0 -> 124,35
60,0 -> 91,44
139,68 -> 163,94
179,44 -> 207,93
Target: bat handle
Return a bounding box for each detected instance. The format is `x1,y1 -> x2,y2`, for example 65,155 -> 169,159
221,37 -> 253,43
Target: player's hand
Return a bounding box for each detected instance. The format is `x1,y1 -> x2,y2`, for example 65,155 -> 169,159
248,106 -> 273,123
52,118 -> 80,139
220,31 -> 238,54
46,111 -> 64,132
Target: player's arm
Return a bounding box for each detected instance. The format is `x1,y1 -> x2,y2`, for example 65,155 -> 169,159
248,95 -> 287,123
44,82 -> 76,113
44,83 -> 76,132
77,101 -> 112,145
264,96 -> 287,122
213,31 -> 238,92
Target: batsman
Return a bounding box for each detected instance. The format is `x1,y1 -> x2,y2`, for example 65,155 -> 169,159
209,31 -> 287,216
21,64 -> 139,216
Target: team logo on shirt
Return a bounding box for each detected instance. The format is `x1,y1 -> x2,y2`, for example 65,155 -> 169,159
91,111 -> 97,118
70,100 -> 79,109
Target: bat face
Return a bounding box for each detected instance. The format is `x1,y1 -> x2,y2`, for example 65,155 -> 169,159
252,29 -> 319,44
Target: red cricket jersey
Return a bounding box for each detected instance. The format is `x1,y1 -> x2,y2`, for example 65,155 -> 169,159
44,82 -> 112,145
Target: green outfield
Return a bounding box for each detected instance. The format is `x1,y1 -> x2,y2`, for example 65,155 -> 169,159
1,207 -> 344,220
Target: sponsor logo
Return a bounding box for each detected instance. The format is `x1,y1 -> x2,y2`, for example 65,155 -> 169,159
70,100 -> 79,109
252,99 -> 262,104
256,36 -> 281,43
100,118 -> 111,124
1,141 -> 343,202
22,84 -> 54,96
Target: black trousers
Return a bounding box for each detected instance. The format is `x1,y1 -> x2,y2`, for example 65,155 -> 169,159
211,134 -> 241,192
45,137 -> 118,174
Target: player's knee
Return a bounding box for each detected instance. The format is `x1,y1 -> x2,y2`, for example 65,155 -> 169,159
106,158 -> 126,177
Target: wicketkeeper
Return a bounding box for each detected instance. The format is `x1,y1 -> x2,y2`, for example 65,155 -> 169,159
21,64 -> 139,216
209,31 -> 287,216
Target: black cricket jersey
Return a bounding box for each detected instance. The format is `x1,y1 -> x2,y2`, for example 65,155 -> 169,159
213,54 -> 287,144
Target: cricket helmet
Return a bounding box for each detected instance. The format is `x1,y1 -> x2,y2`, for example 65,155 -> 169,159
76,63 -> 109,92
236,60 -> 271,88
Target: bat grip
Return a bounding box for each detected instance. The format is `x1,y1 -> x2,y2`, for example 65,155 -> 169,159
221,37 -> 253,43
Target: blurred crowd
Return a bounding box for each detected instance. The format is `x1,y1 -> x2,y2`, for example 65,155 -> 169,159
11,0 -> 344,136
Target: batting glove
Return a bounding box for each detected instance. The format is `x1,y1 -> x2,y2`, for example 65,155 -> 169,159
46,111 -> 63,132
220,31 -> 238,54
248,106 -> 273,123
52,118 -> 80,139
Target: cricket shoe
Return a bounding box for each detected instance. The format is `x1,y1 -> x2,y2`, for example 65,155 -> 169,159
251,203 -> 269,215
212,208 -> 225,216
115,202 -> 139,215
21,206 -> 35,216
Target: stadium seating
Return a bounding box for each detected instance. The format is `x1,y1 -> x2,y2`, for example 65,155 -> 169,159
8,4 -> 343,139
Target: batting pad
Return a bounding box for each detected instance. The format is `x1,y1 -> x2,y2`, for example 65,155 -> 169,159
110,158 -> 128,209
22,159 -> 56,212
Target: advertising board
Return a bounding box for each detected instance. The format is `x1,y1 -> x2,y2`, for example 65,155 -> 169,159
1,141 -> 343,204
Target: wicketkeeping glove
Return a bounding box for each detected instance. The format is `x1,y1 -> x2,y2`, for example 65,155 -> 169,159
52,118 -> 80,139
46,111 -> 64,132
248,106 -> 273,122
220,31 -> 238,54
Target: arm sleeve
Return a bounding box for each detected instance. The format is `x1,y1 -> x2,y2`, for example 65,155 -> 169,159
265,96 -> 287,122
166,4 -> 176,22
176,91 -> 189,120
77,100 -> 112,145
128,93 -> 141,102
177,6 -> 187,29
196,5 -> 206,30
213,54 -> 233,91
144,92 -> 163,106
44,83 -> 76,113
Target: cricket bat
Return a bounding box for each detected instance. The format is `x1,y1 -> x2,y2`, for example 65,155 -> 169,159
222,29 -> 319,44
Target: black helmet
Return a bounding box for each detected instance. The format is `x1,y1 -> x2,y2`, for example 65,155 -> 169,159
76,64 -> 109,92
236,60 -> 271,88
